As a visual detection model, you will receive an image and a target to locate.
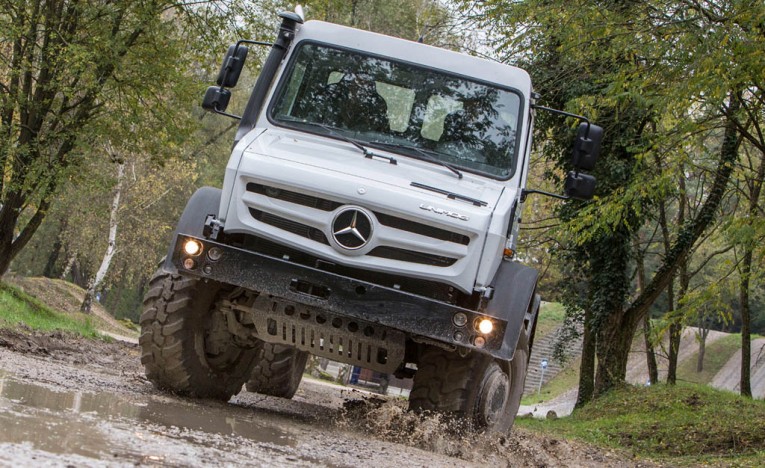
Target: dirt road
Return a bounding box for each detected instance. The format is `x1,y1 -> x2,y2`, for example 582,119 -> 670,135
0,330 -> 648,467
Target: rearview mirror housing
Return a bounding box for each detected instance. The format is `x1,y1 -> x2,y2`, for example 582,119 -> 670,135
216,45 -> 249,88
202,86 -> 231,113
571,123 -> 603,171
564,172 -> 597,200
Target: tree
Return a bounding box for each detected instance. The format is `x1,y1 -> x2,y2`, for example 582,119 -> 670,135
460,0 -> 762,400
0,0 -> 272,277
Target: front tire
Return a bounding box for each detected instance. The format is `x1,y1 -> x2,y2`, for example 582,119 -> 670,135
409,338 -> 529,433
139,270 -> 259,400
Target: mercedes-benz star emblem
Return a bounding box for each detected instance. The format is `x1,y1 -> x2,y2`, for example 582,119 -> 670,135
332,208 -> 373,250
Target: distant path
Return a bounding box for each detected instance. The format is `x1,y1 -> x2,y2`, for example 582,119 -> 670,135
711,338 -> 765,398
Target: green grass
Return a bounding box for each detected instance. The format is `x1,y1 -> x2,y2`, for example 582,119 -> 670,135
678,333 -> 742,385
0,282 -> 99,337
517,383 -> 765,465
535,301 -> 566,338
522,357 -> 581,405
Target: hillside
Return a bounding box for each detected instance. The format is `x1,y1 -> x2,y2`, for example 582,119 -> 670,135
524,308 -> 765,414
2,275 -> 138,342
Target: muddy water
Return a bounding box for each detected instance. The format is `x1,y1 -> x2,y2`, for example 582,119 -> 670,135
0,333 -> 646,467
0,372 -> 322,465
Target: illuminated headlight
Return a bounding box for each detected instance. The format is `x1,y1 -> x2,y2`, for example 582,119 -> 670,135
477,318 -> 494,335
183,239 -> 202,256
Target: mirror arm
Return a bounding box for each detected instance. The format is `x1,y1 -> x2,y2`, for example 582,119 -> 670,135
520,189 -> 570,203
212,105 -> 241,120
531,104 -> 591,138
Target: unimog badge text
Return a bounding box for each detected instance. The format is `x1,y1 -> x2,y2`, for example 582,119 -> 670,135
419,204 -> 470,221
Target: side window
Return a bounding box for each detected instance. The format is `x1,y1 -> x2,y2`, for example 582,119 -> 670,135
375,82 -> 414,133
276,63 -> 306,117
421,95 -> 463,141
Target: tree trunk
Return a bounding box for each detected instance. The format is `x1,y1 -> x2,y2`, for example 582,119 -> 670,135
576,305 -> 596,408
740,251 -> 752,397
667,322 -> 681,384
737,145 -> 764,397
61,254 -> 76,280
696,324 -> 709,373
81,159 -> 125,313
633,234 -> 658,384
643,317 -> 659,385
594,311 -> 638,396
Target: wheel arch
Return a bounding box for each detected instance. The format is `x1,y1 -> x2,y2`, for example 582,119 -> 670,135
484,260 -> 540,362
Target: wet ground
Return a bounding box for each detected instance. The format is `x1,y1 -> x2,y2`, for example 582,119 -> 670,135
0,329 -> 650,467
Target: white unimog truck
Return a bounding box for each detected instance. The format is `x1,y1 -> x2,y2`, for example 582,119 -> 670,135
140,10 -> 602,432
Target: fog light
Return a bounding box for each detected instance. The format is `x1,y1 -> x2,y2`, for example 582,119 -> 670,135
183,258 -> 196,270
474,336 -> 486,348
478,318 -> 493,335
183,239 -> 202,256
453,331 -> 465,342
207,247 -> 223,261
453,312 -> 468,327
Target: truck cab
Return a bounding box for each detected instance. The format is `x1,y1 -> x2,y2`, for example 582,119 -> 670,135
140,11 -> 601,433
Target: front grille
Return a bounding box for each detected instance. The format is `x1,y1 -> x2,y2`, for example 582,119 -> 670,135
247,183 -> 341,211
249,208 -> 329,245
246,182 -> 470,246
368,246 -> 457,267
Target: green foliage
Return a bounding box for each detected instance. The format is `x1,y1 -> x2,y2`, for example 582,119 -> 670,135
518,383 -> 765,463
0,282 -> 98,337
461,0 -> 765,398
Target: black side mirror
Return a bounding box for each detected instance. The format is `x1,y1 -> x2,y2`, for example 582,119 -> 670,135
571,123 -> 603,170
216,45 -> 249,88
202,86 -> 232,112
564,171 -> 597,200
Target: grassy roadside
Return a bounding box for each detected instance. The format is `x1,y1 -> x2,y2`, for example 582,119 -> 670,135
517,383 -> 765,465
0,281 -> 100,338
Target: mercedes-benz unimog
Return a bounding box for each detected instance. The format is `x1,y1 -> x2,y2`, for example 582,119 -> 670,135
139,9 -> 602,432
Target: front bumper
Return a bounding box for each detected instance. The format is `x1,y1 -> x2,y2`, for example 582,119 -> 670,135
170,234 -> 510,360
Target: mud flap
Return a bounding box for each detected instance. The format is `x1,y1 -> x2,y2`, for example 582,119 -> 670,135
484,261 -> 539,361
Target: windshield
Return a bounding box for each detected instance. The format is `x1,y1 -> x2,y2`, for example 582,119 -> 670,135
270,43 -> 522,179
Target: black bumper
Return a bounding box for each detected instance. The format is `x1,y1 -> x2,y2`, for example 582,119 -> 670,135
168,234 -> 511,360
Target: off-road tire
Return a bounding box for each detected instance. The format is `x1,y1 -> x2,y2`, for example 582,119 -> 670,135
409,337 -> 529,433
139,270 -> 259,400
245,343 -> 309,399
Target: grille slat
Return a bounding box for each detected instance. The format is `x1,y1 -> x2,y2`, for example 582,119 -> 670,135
249,208 -> 329,245
368,246 -> 457,267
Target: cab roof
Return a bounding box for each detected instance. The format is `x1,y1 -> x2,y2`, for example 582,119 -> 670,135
293,21 -> 532,98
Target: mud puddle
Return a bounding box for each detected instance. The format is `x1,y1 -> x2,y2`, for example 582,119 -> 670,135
0,371 -> 320,466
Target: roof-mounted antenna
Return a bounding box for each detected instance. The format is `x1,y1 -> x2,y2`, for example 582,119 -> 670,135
295,4 -> 305,22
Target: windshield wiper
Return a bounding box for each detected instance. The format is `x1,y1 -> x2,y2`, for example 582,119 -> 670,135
370,141 -> 462,179
280,118 -> 397,164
